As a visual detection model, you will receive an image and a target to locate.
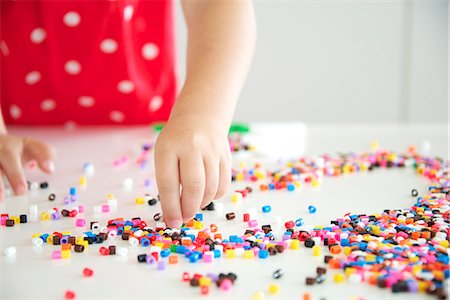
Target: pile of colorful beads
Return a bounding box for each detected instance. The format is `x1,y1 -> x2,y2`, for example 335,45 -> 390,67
2,145 -> 448,299
182,271 -> 238,295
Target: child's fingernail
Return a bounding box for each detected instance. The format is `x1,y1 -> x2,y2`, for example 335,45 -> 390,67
45,161 -> 55,172
168,220 -> 182,229
15,183 -> 27,195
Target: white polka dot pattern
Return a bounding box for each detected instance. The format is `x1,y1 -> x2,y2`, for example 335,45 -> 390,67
30,28 -> 46,44
78,96 -> 95,108
63,11 -> 81,27
100,39 -> 118,54
40,99 -> 56,111
149,95 -> 163,112
142,43 -> 159,60
25,71 -> 41,85
109,110 -> 125,123
9,104 -> 22,119
123,5 -> 134,22
117,80 -> 134,94
65,60 -> 81,75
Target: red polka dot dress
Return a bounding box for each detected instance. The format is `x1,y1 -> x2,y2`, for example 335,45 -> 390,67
0,0 -> 176,125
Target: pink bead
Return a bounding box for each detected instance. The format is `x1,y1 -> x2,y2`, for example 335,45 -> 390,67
248,220 -> 258,227
52,250 -> 62,259
202,253 -> 213,263
75,219 -> 86,227
220,278 -> 233,291
78,205 -> 84,213
101,205 -> 110,213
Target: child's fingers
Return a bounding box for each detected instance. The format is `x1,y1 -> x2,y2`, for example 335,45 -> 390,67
23,138 -> 56,173
201,156 -> 219,209
180,154 -> 205,222
215,153 -> 231,199
155,153 -> 182,228
0,152 -> 27,195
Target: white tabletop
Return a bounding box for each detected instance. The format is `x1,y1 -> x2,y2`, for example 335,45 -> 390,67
0,123 -> 448,300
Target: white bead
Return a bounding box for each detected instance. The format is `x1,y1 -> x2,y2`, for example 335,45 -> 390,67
312,237 -> 321,246
235,248 -> 245,257
29,205 -> 38,222
107,230 -> 117,240
83,163 -> 95,176
32,237 -> 43,246
107,198 -> 117,207
134,230 -> 143,237
117,247 -> 128,256
128,237 -> 139,247
4,246 -> 17,257
122,178 -> 133,189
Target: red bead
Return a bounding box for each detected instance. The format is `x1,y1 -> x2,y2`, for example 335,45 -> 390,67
285,221 -> 295,229
200,286 -> 209,295
82,267 -> 94,277
99,247 -> 110,256
65,290 -> 76,299
182,272 -> 190,282
69,210 -> 78,217
243,213 -> 250,222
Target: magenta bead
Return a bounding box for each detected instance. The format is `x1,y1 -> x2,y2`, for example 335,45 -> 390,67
75,218 -> 86,227
220,278 -> 233,291
101,205 -> 110,213
52,250 -> 61,259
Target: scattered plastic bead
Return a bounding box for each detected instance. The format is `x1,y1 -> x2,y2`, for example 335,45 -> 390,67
272,269 -> 284,279
262,205 -> 271,213
307,205 -> 317,214
268,283 -> 280,294
295,218 -> 304,226
225,212 -> 235,220
4,246 -> 17,257
411,189 -> 418,197
64,290 -> 76,299
82,268 -> 94,277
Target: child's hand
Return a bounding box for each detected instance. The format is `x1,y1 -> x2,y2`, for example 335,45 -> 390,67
0,134 -> 55,200
154,114 -> 231,228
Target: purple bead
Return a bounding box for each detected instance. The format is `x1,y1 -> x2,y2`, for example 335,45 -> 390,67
156,261 -> 165,270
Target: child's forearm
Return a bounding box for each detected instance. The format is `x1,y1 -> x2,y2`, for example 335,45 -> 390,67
173,0 -> 256,133
0,108 -> 7,134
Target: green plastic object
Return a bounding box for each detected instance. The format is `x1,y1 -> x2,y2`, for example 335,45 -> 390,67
229,123 -> 250,133
153,122 -> 250,133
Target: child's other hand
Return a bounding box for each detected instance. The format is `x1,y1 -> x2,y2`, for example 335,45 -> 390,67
154,114 -> 231,228
0,134 -> 55,200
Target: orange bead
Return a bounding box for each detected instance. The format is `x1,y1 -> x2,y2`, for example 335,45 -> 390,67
210,224 -> 218,232
330,245 -> 342,254
302,292 -> 311,300
168,255 -> 178,264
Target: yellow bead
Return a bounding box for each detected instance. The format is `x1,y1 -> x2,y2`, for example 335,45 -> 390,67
312,245 -> 321,256
76,237 -> 85,245
40,212 -> 50,221
231,193 -> 242,203
366,254 -> 376,262
135,197 -> 145,204
418,281 -> 428,292
290,239 -> 300,249
10,216 -> 20,224
252,291 -> 264,300
294,181 -> 301,188
439,240 -> 449,248
235,173 -> 244,181
124,225 -> 131,231
244,250 -> 254,259
61,231 -> 71,235
199,276 -> 212,287
333,273 -> 345,283
79,176 -> 87,186
268,283 -> 280,294
370,141 -> 379,151
345,267 -> 355,276
311,180 -> 321,187
107,193 -> 115,199
193,221 -> 204,230
46,234 -> 53,244
32,233 -> 42,239
343,246 -> 352,255
81,241 -> 88,248
61,250 -> 71,259
225,249 -> 236,258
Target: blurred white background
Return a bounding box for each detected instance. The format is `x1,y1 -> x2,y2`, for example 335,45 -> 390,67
175,0 -> 448,123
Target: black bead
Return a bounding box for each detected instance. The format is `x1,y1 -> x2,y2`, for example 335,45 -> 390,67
273,269 -> 284,279
304,238 -> 315,248
137,254 -> 147,263
5,219 -> 14,227
109,245 -> 116,255
48,193 -> 56,201
147,198 -> 157,206
40,182 -> 49,189
74,244 -> 85,252
305,277 -> 315,285
411,189 -> 419,197
19,214 -> 27,223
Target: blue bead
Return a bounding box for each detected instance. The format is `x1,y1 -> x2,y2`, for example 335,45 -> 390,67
69,187 -> 77,195
308,205 -> 317,213
258,249 -> 269,259
287,184 -> 295,191
214,249 -> 221,258
176,245 -> 187,254
160,248 -> 171,257
295,218 -> 304,226
340,238 -> 350,246
195,213 -> 203,221
140,237 -> 150,247
262,205 -> 271,213
268,183 -> 275,190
